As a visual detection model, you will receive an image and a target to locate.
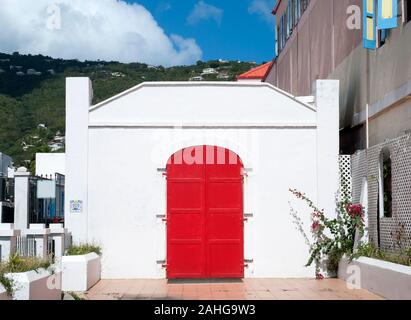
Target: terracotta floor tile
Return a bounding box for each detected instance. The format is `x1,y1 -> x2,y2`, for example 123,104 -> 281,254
86,278 -> 383,300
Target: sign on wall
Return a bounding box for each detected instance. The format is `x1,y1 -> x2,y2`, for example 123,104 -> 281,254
70,200 -> 83,213
37,180 -> 56,199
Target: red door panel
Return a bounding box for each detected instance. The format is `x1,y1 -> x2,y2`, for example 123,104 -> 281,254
167,146 -> 244,279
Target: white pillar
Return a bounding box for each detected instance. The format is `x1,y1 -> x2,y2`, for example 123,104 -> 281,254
14,168 -> 31,231
65,78 -> 92,243
314,80 -> 340,218
0,224 -> 20,262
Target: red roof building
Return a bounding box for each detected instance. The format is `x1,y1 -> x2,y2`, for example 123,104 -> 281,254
236,61 -> 274,82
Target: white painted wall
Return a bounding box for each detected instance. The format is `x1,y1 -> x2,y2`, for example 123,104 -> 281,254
65,78 -> 92,242
35,153 -> 65,177
315,80 -> 340,218
339,257 -> 411,300
89,82 -> 316,126
65,80 -> 339,279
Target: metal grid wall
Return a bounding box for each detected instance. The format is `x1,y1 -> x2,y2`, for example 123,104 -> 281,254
351,134 -> 411,251
339,155 -> 352,201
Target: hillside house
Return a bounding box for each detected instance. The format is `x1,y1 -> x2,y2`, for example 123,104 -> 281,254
202,68 -> 218,75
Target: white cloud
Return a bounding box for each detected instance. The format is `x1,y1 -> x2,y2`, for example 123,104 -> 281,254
187,1 -> 223,26
248,0 -> 275,26
0,0 -> 202,66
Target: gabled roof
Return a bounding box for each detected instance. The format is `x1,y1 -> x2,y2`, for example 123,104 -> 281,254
88,81 -> 316,129
236,62 -> 274,80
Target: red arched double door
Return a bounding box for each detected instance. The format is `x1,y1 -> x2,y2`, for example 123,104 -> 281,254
166,146 -> 244,279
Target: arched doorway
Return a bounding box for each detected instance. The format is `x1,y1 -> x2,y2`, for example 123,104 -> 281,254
166,146 -> 244,279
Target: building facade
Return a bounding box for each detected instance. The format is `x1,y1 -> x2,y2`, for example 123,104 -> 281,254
266,0 -> 411,153
65,78 -> 340,279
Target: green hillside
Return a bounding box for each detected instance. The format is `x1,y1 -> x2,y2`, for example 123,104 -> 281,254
0,52 -> 259,168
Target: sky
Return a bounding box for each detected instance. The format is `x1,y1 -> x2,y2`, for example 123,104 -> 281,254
0,0 -> 275,66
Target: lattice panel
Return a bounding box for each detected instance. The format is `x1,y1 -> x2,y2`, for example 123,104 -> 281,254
339,155 -> 352,201
351,151 -> 367,204
351,134 -> 411,251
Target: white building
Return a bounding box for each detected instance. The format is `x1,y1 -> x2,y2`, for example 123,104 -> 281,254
48,143 -> 64,152
35,153 -> 65,177
27,69 -> 42,76
0,153 -> 13,223
202,68 -> 218,75
189,76 -> 204,81
65,78 -> 339,279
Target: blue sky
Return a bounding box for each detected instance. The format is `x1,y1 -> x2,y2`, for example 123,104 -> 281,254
130,0 -> 276,63
0,0 -> 275,66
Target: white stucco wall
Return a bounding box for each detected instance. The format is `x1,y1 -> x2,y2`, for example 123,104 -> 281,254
65,80 -> 339,279
87,128 -> 317,278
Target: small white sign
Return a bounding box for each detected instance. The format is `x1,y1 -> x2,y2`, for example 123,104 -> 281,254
70,200 -> 83,213
37,180 -> 56,199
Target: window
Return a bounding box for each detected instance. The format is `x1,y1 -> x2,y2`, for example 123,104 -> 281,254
377,28 -> 389,47
406,0 -> 411,23
276,0 -> 311,55
293,0 -> 299,25
377,0 -> 398,29
363,0 -> 377,49
379,148 -> 392,219
285,1 -> 291,39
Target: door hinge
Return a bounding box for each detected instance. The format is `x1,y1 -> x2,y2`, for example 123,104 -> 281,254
242,168 -> 253,177
156,260 -> 168,269
244,259 -> 254,268
243,213 -> 253,221
156,214 -> 167,223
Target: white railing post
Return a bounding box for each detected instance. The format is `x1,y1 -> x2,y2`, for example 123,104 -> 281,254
14,168 -> 31,231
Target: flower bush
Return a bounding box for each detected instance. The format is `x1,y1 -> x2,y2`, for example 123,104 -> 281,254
289,188 -> 365,278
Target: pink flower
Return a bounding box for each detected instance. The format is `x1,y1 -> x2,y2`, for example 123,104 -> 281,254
347,204 -> 364,220
312,210 -> 324,219
311,221 -> 320,233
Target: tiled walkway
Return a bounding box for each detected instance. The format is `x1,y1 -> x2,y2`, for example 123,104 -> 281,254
84,279 -> 383,300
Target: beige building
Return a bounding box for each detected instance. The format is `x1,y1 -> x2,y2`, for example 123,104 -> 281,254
265,0 -> 411,153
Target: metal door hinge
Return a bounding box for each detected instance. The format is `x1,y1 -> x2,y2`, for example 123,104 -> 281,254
244,259 -> 254,268
243,213 -> 253,221
156,260 -> 167,269
242,168 -> 253,177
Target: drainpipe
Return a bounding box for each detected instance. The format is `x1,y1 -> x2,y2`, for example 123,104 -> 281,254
366,49 -> 370,150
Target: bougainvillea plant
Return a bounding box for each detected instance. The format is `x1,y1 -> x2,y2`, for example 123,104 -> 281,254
289,188 -> 365,279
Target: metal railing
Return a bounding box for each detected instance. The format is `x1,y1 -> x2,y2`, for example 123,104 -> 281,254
28,173 -> 65,226
16,236 -> 37,257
